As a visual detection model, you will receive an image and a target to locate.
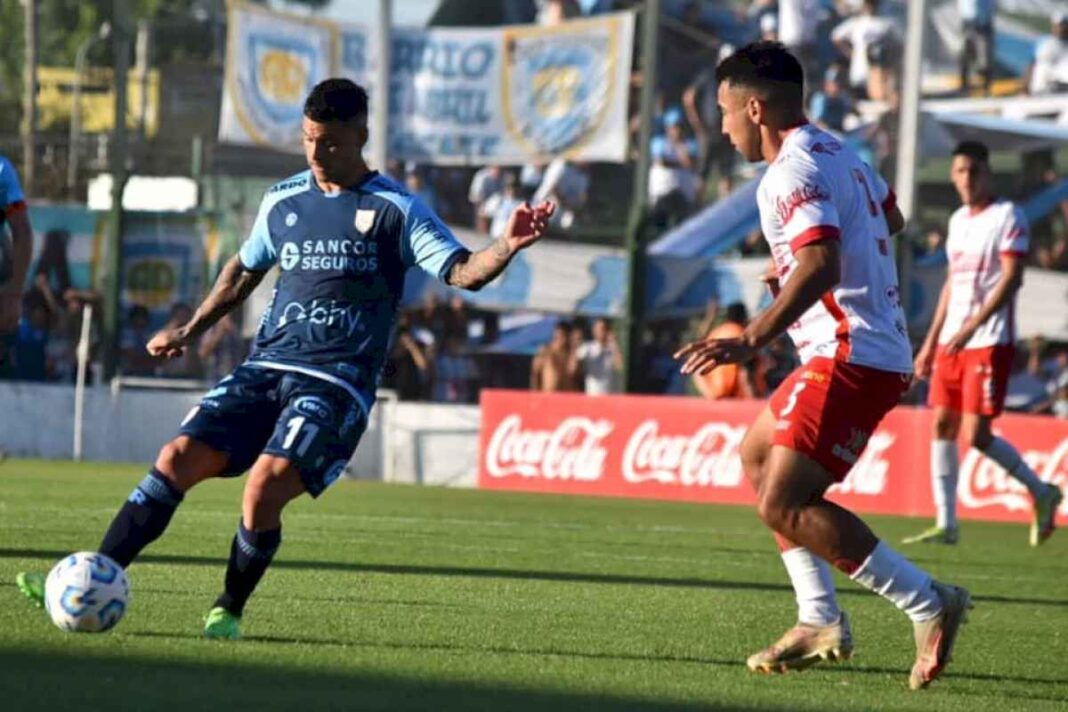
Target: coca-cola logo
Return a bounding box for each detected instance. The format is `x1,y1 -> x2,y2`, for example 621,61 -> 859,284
484,414 -> 612,481
774,183 -> 830,225
958,437 -> 1068,512
622,420 -> 746,488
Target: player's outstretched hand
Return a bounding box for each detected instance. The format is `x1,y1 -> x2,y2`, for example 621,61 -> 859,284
146,328 -> 189,359
504,200 -> 556,252
674,337 -> 755,376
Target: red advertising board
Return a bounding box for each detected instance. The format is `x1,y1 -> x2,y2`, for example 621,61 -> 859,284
478,390 -> 1068,524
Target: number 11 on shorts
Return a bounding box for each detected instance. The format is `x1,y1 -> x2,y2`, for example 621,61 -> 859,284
282,416 -> 320,456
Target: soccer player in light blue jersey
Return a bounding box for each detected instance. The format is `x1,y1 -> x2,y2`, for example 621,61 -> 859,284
17,79 -> 555,638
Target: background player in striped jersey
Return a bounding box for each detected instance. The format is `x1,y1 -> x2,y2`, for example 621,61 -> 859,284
907,140 -> 1063,546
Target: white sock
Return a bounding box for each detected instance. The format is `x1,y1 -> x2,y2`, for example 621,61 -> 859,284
981,436 -> 1046,497
781,548 -> 841,626
931,440 -> 959,530
850,541 -> 942,622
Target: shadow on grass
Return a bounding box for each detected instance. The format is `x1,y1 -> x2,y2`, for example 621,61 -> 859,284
4,547 -> 1068,609
0,646 -> 787,712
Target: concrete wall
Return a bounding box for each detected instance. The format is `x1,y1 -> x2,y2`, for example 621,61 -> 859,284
0,383 -> 480,488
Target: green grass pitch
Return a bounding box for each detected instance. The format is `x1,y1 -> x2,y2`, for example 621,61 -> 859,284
1,459 -> 1066,711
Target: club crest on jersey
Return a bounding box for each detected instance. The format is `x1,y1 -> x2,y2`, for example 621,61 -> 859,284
501,24 -> 615,155
354,209 -> 376,233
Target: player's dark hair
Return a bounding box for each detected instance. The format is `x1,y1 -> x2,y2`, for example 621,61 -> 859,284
304,78 -> 369,124
952,140 -> 989,165
715,41 -> 804,109
725,302 -> 749,325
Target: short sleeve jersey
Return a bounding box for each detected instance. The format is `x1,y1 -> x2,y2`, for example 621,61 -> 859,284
756,123 -> 912,373
939,199 -> 1029,349
238,170 -> 469,413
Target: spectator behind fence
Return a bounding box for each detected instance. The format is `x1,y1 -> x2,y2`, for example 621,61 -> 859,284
156,302 -> 202,378
691,302 -> 759,399
532,158 -> 589,230
1,154 -> 33,375
406,167 -> 438,214
119,304 -> 157,376
32,229 -> 98,321
484,173 -> 525,239
683,45 -> 737,199
576,317 -> 622,395
779,0 -> 824,96
832,0 -> 902,100
433,335 -> 479,403
1026,13 -> 1068,95
809,65 -> 855,133
383,314 -> 431,401
14,291 -> 49,381
648,106 -> 700,227
538,0 -> 580,25
958,0 -> 995,95
531,321 -> 581,392
198,312 -> 245,382
468,164 -> 505,233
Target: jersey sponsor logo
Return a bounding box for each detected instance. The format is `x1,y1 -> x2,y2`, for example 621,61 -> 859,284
276,298 -> 367,337
809,140 -> 842,155
294,395 -> 335,422
279,238 -> 380,272
774,183 -> 831,226
354,209 -> 375,233
280,242 -> 301,270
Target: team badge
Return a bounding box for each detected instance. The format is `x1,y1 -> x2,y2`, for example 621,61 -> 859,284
501,23 -> 616,155
285,212 -> 298,227
354,209 -> 375,233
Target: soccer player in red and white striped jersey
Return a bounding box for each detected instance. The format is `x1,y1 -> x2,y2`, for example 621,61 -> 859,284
909,140 -> 1063,547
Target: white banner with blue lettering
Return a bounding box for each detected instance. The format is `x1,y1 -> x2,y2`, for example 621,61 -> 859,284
220,1 -> 635,164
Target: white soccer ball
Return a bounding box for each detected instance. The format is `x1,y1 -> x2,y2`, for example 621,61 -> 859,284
44,552 -> 130,633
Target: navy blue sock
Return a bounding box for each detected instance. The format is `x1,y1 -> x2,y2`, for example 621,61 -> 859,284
214,520 -> 281,617
98,468 -> 184,568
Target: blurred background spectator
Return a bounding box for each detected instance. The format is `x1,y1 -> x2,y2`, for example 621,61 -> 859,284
531,321 -> 581,392
576,318 -> 623,395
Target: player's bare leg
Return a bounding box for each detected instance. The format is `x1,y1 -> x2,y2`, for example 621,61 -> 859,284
205,454 -> 306,640
757,446 -> 971,689
17,436 -> 227,609
963,414 -> 1063,545
742,409 -> 850,674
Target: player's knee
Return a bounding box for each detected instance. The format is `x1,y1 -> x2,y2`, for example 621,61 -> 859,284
154,439 -> 201,492
933,412 -> 960,440
244,463 -> 298,514
756,490 -> 794,533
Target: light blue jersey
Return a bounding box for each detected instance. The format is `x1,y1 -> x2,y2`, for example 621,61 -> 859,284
237,169 -> 469,413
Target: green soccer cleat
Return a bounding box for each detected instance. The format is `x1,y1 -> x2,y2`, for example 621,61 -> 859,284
16,572 -> 46,608
1030,484 -> 1064,547
203,606 -> 241,640
902,525 -> 959,545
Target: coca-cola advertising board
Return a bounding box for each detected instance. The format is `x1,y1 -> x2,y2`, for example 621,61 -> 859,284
478,390 -> 1068,523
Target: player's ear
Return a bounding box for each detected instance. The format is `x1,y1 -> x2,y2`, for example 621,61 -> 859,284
746,95 -> 762,124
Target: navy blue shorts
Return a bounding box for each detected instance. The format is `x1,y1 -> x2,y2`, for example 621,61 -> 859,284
178,364 -> 368,497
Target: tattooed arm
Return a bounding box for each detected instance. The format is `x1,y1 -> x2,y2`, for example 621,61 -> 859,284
447,200 -> 555,291
147,254 -> 266,358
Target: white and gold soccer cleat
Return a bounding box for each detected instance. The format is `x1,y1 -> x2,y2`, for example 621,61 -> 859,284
746,612 -> 853,674
909,581 -> 972,690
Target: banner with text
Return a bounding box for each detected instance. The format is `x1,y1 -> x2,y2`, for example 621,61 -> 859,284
478,391 -> 1068,524
220,1 -> 634,164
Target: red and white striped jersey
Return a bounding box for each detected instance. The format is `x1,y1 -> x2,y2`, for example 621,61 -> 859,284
938,199 -> 1029,349
756,123 -> 912,373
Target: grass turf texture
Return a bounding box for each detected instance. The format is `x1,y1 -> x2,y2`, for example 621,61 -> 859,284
1,459 -> 1066,711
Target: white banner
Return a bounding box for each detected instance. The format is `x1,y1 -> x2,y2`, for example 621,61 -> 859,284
220,1 -> 634,164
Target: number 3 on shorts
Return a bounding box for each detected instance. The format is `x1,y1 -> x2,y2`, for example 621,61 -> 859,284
779,381 -> 806,418
282,415 -> 320,456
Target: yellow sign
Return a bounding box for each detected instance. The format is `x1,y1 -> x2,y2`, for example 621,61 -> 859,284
36,66 -> 160,136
